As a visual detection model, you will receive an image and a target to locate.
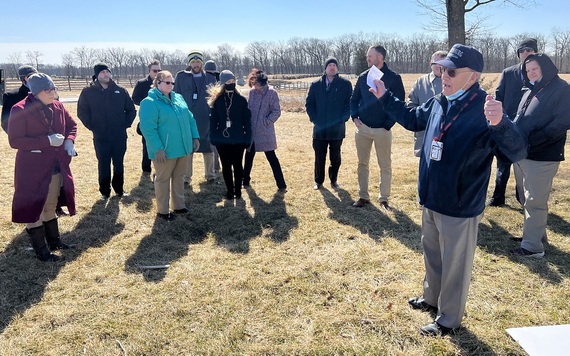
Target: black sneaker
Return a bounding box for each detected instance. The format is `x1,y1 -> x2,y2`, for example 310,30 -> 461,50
487,197 -> 505,207
420,322 -> 456,336
157,213 -> 175,221
173,208 -> 189,214
408,297 -> 438,313
511,247 -> 544,258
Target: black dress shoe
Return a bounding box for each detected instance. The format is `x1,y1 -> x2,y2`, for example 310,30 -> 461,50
408,297 -> 438,313
487,197 -> 505,207
331,182 -> 340,189
352,198 -> 370,207
420,322 -> 455,336
174,208 -> 189,214
157,213 -> 175,221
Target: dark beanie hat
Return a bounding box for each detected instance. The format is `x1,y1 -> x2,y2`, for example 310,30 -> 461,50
94,62 -> 111,77
517,38 -> 538,57
18,65 -> 38,81
204,60 -> 218,73
324,57 -> 338,68
27,73 -> 56,96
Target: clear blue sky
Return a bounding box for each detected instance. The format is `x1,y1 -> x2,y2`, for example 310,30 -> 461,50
1,0 -> 568,64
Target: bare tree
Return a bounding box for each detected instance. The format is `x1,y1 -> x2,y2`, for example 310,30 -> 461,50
551,27 -> 570,72
416,0 -> 537,47
6,52 -> 23,78
108,47 -> 127,79
25,51 -> 43,72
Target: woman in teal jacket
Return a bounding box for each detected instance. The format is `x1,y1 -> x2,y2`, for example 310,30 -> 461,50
140,71 -> 200,221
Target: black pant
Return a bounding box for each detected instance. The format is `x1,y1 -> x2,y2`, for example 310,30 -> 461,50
313,138 -> 342,185
243,142 -> 286,189
93,138 -> 127,196
217,144 -> 246,196
141,136 -> 151,173
491,156 -> 511,202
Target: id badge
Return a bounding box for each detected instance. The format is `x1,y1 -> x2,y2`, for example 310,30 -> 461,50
193,93 -> 198,100
226,120 -> 232,128
430,140 -> 443,161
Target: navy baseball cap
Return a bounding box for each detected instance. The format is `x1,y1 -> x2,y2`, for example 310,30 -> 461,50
435,44 -> 484,72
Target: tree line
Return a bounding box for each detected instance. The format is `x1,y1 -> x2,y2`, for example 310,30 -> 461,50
2,30 -> 570,81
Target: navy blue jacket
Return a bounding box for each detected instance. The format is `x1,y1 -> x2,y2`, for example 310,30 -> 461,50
1,84 -> 29,133
514,53 -> 570,162
305,74 -> 353,140
77,80 -> 136,140
350,63 -> 405,130
380,83 -> 527,218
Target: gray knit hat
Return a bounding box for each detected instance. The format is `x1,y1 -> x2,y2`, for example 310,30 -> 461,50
27,73 -> 56,96
219,70 -> 235,84
204,60 -> 218,73
18,65 -> 38,81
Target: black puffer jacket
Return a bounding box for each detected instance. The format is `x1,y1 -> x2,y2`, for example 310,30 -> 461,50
514,53 -> 570,161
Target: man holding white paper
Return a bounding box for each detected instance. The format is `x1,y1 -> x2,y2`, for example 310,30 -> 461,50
350,45 -> 405,210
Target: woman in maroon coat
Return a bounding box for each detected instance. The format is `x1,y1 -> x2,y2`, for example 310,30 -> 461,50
8,73 -> 77,262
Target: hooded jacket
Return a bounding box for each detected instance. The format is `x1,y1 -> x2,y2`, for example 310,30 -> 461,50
77,79 -> 136,140
305,73 -> 353,140
514,53 -> 570,161
139,87 -> 200,160
380,83 -> 527,218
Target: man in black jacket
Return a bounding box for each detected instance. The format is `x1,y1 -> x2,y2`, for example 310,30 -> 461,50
306,57 -> 352,190
77,63 -> 136,200
132,60 -> 161,175
350,45 -> 405,210
488,38 -> 538,207
1,65 -> 37,132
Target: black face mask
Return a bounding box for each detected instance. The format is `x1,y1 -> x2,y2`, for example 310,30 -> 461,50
225,83 -> 236,91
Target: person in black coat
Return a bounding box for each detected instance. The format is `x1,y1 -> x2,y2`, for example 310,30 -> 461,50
132,60 -> 161,175
305,57 -> 352,190
77,63 -> 136,200
1,65 -> 37,132
488,38 -> 538,207
208,70 -> 251,200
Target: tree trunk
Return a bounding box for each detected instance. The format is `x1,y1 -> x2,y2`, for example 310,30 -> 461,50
446,0 -> 466,48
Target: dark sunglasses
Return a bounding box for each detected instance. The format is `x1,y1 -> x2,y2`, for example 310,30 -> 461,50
151,69 -> 161,73
518,48 -> 534,54
442,67 -> 471,78
160,81 -> 175,85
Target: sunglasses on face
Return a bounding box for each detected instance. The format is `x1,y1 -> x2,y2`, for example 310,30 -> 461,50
518,48 -> 534,54
151,69 -> 161,73
442,67 -> 471,78
160,81 -> 175,85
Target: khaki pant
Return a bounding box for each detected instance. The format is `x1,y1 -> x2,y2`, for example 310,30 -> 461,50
355,124 -> 392,202
154,156 -> 189,214
27,173 -> 62,229
185,152 -> 215,183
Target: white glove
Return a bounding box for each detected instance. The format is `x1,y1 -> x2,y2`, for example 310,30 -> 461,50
64,139 -> 76,156
48,133 -> 65,147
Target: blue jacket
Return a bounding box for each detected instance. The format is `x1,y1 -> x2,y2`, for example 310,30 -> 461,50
305,74 -> 353,140
139,88 -> 200,160
381,83 -> 527,218
350,63 -> 405,129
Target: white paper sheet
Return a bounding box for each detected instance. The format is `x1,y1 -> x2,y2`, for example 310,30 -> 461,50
506,324 -> 570,356
366,65 -> 384,90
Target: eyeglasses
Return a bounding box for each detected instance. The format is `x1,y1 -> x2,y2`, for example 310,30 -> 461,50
160,81 -> 175,85
442,67 -> 472,78
518,48 -> 534,54
43,88 -> 58,93
151,69 -> 161,73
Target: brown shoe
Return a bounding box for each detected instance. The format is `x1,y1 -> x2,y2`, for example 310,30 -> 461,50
352,198 -> 370,207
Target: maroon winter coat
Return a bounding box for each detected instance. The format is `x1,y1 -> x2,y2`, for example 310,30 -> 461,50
8,94 -> 77,223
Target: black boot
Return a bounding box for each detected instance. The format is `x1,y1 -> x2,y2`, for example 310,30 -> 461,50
44,218 -> 71,250
27,226 -> 60,262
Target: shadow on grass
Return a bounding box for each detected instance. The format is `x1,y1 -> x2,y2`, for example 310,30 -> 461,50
122,173 -> 154,213
246,188 -> 298,243
478,217 -> 570,283
319,187 -> 422,252
0,198 -> 123,335
450,328 -> 497,355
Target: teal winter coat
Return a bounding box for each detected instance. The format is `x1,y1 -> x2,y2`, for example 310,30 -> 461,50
139,88 -> 200,160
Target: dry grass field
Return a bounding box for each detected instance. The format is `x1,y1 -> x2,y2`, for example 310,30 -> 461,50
0,73 -> 569,355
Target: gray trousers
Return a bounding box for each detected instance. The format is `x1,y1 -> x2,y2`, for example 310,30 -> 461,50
514,159 -> 559,253
421,208 -> 482,329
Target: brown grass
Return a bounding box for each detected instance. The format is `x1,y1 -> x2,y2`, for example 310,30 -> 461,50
0,75 -> 569,355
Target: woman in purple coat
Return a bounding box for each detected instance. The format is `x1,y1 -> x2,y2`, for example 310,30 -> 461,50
8,73 -> 77,262
243,69 -> 287,192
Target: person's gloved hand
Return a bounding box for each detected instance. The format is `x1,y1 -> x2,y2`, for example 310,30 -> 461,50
64,139 -> 76,156
192,138 -> 200,152
48,133 -> 65,147
154,150 -> 166,163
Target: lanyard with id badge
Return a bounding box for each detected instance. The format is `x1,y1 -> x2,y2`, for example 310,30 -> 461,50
431,92 -> 478,161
